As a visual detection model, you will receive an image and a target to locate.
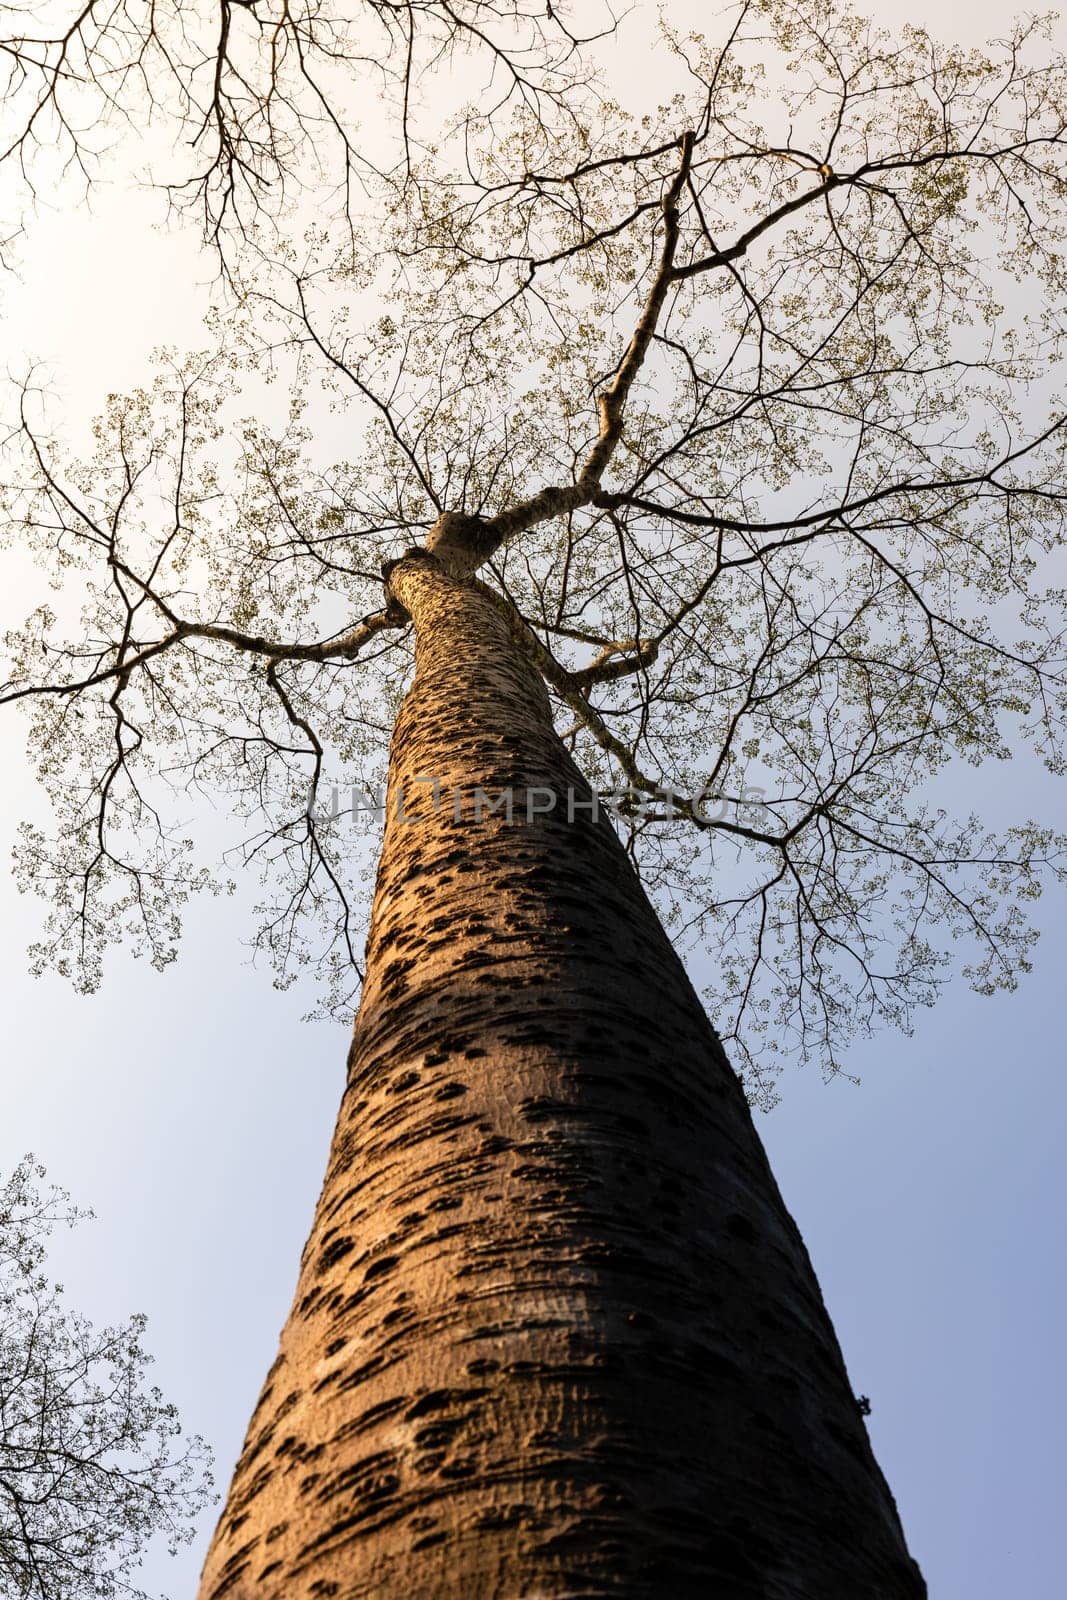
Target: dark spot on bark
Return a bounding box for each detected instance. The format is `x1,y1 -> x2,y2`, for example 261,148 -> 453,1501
316,1237 -> 355,1273
435,1080 -> 469,1099
725,1212 -> 758,1244
405,1388 -> 464,1420
363,1254 -> 400,1283
414,1419 -> 462,1448
411,1531 -> 448,1550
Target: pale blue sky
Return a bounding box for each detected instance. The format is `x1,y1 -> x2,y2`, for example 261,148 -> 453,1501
1,3 -> 1065,1595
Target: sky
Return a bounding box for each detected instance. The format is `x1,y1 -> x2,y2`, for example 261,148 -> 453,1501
1,2 -> 1065,1596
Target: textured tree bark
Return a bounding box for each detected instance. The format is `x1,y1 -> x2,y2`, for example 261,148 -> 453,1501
198,553 -> 926,1599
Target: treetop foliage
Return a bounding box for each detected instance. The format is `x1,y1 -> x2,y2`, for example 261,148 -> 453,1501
2,0 -> 1067,1101
0,0 -> 611,262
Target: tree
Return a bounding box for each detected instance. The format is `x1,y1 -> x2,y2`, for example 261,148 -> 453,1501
0,1157 -> 213,1597
3,0 -> 1067,1592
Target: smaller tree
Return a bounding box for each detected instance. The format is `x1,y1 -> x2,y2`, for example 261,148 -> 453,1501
0,1157 -> 213,1599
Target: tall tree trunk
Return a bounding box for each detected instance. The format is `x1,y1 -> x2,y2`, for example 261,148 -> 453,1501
198,553 -> 925,1598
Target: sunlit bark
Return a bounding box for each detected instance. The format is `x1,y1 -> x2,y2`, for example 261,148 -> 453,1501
198,553 -> 924,1599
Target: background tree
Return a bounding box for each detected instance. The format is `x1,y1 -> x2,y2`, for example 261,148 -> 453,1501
2,0 -> 1066,1592
0,1157 -> 213,1598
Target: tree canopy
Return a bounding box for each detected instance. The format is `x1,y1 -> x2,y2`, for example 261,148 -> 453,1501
0,1157 -> 213,1598
0,0 -> 610,262
3,0 -> 1067,1102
